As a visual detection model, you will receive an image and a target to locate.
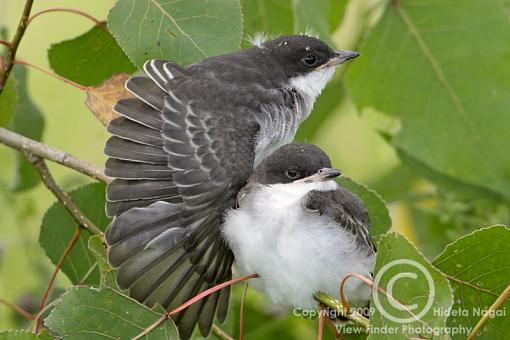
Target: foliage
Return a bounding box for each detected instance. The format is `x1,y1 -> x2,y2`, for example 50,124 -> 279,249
0,0 -> 509,339
107,0 -> 244,67
433,226 -> 510,339
44,286 -> 178,339
39,183 -> 109,285
48,23 -> 136,87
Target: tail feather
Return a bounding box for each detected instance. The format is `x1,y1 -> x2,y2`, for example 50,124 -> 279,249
198,291 -> 220,336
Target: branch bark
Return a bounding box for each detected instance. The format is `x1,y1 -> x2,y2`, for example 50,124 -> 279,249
0,0 -> 34,92
0,127 -> 111,183
24,153 -> 104,236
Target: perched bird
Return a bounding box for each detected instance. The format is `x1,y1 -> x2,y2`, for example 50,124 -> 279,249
104,34 -> 359,338
223,143 -> 376,310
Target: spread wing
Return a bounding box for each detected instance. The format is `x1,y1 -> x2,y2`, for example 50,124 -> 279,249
104,60 -> 259,339
305,186 -> 376,255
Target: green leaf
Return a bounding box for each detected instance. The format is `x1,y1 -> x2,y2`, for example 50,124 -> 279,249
107,0 -> 243,67
48,24 -> 136,86
0,331 -> 36,340
328,0 -> 348,32
241,0 -> 294,37
347,0 -> 510,199
39,183 -> 110,285
369,232 -> 453,339
0,76 -> 17,128
397,147 -> 504,202
0,330 -> 48,340
292,0 -> 332,44
9,65 -> 45,192
88,235 -> 117,289
433,225 -> 510,339
337,176 -> 391,237
44,286 -> 178,339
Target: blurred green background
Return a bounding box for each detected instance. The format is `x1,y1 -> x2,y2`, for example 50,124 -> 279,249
1,0 -> 509,338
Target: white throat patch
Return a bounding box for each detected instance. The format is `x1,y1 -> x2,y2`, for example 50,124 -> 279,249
290,66 -> 336,102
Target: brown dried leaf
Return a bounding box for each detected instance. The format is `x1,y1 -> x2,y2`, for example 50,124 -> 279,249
85,73 -> 132,125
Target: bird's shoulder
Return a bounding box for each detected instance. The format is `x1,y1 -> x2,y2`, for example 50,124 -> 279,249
304,185 -> 375,252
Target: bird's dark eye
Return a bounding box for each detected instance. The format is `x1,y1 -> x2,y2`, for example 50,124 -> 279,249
286,168 -> 299,179
302,54 -> 318,66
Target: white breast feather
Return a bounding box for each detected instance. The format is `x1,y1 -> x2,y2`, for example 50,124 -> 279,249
222,180 -> 375,309
253,66 -> 336,166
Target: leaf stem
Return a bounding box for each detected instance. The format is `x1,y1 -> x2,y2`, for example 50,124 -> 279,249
28,8 -> 102,26
239,282 -> 249,340
133,273 -> 259,340
34,226 -> 82,332
317,309 -> 325,340
0,298 -> 35,320
0,0 -> 34,93
24,152 -> 104,236
468,283 -> 510,340
13,60 -> 89,91
0,40 -> 11,49
0,127 -> 111,183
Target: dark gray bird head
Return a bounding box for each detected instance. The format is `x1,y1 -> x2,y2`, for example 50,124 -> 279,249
250,143 -> 342,185
259,35 -> 359,78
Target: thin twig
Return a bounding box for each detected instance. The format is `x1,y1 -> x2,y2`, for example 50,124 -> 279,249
133,274 -> 259,340
0,127 -> 111,183
34,226 -> 81,332
24,153 -> 104,236
0,298 -> 35,320
33,298 -> 60,322
211,324 -> 234,340
0,0 -> 34,92
28,8 -> 102,26
14,60 -> 89,91
0,40 -> 11,48
239,282 -> 249,340
468,283 -> 510,340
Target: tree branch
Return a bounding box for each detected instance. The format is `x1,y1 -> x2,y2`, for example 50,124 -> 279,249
0,127 -> 111,183
0,0 -> 34,92
24,153 -> 104,236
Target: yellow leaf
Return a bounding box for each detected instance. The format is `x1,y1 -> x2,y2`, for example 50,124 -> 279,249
85,73 -> 132,125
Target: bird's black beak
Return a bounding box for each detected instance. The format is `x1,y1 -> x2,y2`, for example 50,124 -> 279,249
296,167 -> 342,183
321,50 -> 360,68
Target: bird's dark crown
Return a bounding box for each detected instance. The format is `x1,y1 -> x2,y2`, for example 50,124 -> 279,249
251,143 -> 332,185
259,35 -> 336,78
